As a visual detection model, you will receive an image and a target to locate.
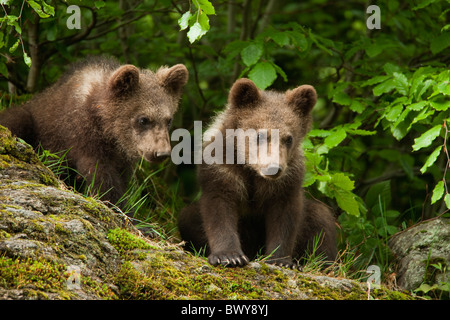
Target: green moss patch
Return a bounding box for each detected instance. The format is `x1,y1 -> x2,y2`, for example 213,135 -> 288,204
107,228 -> 156,260
0,256 -> 66,292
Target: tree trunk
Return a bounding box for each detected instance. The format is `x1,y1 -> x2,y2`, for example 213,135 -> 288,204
26,14 -> 40,93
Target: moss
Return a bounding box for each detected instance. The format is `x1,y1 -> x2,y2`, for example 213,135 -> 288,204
112,254 -> 268,300
38,171 -> 59,187
0,255 -> 119,300
0,230 -> 10,239
81,275 -> 117,299
107,228 -> 156,260
0,126 -> 59,187
371,288 -> 414,300
0,256 -> 66,292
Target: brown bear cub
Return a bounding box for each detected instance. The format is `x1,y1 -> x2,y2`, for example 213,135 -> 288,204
178,78 -> 336,268
0,57 -> 188,208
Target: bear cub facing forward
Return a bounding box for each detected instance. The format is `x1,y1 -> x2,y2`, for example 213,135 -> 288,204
0,57 -> 188,208
178,78 -> 337,268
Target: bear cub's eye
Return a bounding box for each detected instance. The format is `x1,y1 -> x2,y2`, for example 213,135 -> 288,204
285,135 -> 293,147
138,117 -> 151,126
167,118 -> 173,128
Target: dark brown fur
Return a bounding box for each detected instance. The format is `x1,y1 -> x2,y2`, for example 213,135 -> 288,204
178,78 -> 336,268
0,57 -> 188,207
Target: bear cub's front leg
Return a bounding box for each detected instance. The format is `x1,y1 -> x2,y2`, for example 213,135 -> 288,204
263,201 -> 301,269
200,194 -> 249,267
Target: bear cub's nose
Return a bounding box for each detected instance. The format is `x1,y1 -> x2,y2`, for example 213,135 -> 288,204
261,164 -> 283,178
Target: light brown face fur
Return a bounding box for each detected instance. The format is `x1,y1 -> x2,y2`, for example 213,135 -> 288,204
206,78 -> 316,180
98,64 -> 188,162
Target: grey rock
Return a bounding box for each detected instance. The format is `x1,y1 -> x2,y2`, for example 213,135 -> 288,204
389,218 -> 450,291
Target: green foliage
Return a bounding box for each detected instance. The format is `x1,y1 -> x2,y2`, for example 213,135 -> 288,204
1,0 -> 449,291
178,0 -> 215,43
415,254 -> 449,299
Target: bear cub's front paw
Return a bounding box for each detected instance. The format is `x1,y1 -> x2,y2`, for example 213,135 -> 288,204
208,251 -> 249,267
265,257 -> 300,270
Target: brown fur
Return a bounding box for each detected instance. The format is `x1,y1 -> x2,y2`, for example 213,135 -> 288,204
0,57 -> 188,207
178,78 -> 336,268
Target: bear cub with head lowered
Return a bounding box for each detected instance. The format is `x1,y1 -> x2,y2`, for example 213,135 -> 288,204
0,57 -> 188,208
178,78 -> 337,268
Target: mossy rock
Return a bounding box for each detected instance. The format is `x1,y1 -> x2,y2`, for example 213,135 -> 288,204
0,125 -> 414,300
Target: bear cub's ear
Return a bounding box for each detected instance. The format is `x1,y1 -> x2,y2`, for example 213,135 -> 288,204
157,64 -> 189,95
229,78 -> 261,108
286,85 -> 317,116
108,65 -> 140,97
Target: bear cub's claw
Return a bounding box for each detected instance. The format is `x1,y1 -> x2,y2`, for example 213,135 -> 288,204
208,252 -> 249,267
265,258 -> 300,270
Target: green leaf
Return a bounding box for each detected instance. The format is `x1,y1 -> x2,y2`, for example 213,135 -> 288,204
187,21 -> 207,43
308,129 -> 331,138
445,193 -> 450,209
94,1 -> 105,9
383,63 -> 401,75
431,180 -> 444,204
6,15 -> 21,34
385,104 -> 403,122
437,81 -> 450,96
23,52 -> 31,67
393,72 -> 409,96
407,101 -> 427,111
0,61 -> 7,77
335,189 -> 360,216
366,181 -> 391,209
271,31 -> 290,47
198,11 -> 211,31
413,0 -> 437,10
194,0 -> 215,15
429,98 -> 450,111
362,75 -> 391,87
241,43 -> 263,67
41,1 -> 55,15
248,61 -> 277,90
349,100 -> 365,113
330,172 -> 354,191
302,171 -> 316,187
223,41 -> 248,59
420,145 -> 442,174
271,62 -> 287,82
332,91 -> 352,106
28,0 -> 50,18
324,128 -> 347,148
430,32 -> 450,55
416,79 -> 434,99
178,11 -> 192,31
373,78 -> 395,96
288,31 -> 308,51
9,38 -> 19,53
412,125 -> 442,151
347,128 -> 376,136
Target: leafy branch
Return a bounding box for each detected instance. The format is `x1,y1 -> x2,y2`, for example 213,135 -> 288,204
178,0 -> 215,44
